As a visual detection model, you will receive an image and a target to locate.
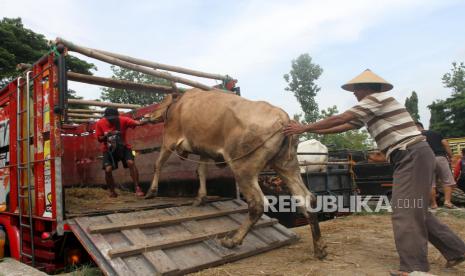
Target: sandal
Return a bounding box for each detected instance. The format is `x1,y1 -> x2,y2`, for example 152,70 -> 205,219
135,186 -> 145,197
389,270 -> 409,276
446,254 -> 465,268
390,270 -> 436,276
444,203 -> 457,209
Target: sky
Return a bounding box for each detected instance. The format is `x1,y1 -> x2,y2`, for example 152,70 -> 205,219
1,0 -> 465,127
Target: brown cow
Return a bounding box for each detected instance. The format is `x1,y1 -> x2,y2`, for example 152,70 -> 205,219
144,89 -> 327,258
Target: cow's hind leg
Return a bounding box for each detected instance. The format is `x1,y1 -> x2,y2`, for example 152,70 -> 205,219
221,173 -> 264,248
193,156 -> 208,206
271,157 -> 327,259
145,145 -> 172,199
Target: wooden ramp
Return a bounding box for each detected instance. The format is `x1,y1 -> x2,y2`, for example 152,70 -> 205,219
69,199 -> 298,276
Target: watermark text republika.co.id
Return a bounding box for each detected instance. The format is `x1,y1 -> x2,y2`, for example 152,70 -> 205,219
264,195 -> 424,213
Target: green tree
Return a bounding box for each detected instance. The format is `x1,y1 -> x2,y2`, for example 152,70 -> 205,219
316,106 -> 373,150
0,17 -> 96,90
404,91 -> 420,121
429,62 -> 465,137
100,66 -> 168,105
442,62 -> 465,95
284,53 -> 323,124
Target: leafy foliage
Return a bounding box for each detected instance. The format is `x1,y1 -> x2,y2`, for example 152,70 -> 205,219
0,17 -> 96,89
316,106 -> 373,150
442,62 -> 465,95
284,53 -> 323,123
100,66 -> 168,106
404,91 -> 420,121
429,62 -> 465,137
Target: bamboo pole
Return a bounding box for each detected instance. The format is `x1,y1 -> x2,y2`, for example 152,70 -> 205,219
67,99 -> 140,109
66,118 -> 93,123
67,72 -> 174,93
67,113 -> 102,119
55,37 -> 213,90
299,161 -> 353,166
16,63 -> 32,71
93,48 -> 228,81
68,108 -> 104,114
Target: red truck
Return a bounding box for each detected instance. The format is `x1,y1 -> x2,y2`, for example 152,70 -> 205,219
0,45 -> 238,272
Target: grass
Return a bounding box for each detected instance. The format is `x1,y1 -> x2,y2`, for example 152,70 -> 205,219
64,264 -> 102,276
435,208 -> 465,220
351,209 -> 391,216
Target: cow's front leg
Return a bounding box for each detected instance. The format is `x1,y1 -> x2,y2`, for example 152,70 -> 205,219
221,177 -> 264,248
193,156 -> 208,206
145,146 -> 172,199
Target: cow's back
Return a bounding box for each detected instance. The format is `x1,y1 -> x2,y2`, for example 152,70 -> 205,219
168,89 -> 289,156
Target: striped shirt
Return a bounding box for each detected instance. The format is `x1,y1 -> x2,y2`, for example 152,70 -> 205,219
346,92 -> 421,156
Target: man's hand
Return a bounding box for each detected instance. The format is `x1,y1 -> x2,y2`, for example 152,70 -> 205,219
104,130 -> 120,137
283,121 -> 308,136
138,118 -> 150,125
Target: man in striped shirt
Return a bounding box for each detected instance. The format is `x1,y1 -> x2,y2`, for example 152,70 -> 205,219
284,69 -> 465,274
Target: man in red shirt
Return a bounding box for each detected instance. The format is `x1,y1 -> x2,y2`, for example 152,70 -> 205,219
455,148 -> 465,192
95,107 -> 147,197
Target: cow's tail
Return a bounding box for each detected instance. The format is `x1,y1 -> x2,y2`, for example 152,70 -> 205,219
270,128 -> 299,165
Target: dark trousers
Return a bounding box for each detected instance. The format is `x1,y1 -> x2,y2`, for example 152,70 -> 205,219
390,141 -> 465,272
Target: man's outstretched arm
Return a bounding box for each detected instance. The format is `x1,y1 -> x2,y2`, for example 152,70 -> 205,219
283,111 -> 358,135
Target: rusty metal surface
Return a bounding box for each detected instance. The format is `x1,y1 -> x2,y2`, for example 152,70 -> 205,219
69,199 -> 297,276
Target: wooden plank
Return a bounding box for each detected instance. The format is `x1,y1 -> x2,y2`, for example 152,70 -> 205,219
166,207 -> 235,258
70,201 -> 298,276
89,206 -> 249,234
68,220 -> 118,276
213,199 -> 284,244
228,213 -> 278,244
75,217 -> 134,276
272,222 -> 299,240
178,231 -> 298,275
107,212 -> 181,276
108,218 -> 278,259
122,229 -> 179,275
148,208 -> 223,272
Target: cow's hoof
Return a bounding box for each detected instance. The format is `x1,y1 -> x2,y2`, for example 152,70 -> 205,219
192,196 -> 207,207
221,237 -> 237,249
144,190 -> 158,199
314,240 -> 328,259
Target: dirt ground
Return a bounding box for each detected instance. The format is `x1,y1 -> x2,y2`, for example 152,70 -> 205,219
190,210 -> 465,276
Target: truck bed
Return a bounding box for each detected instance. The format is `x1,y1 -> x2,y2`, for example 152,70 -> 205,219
64,187 -> 225,218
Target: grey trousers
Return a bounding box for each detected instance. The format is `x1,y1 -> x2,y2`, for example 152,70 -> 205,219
390,141 -> 465,272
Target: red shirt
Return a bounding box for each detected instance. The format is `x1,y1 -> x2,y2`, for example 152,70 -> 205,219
454,158 -> 464,180
95,116 -> 138,152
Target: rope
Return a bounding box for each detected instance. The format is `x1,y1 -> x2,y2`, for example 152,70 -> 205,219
164,120 -> 285,166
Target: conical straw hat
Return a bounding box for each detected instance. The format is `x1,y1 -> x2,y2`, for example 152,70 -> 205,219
341,69 -> 393,92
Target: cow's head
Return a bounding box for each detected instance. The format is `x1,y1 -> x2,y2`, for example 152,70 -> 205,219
144,94 -> 175,123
